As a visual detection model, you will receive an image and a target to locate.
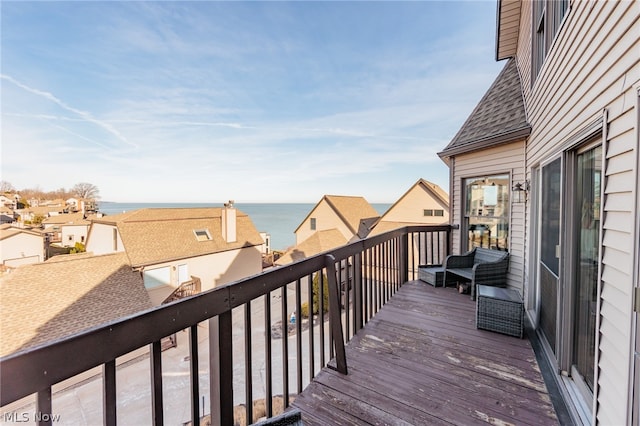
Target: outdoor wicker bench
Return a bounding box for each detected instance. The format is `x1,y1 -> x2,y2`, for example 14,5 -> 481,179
418,265 -> 444,287
476,284 -> 524,338
443,247 -> 509,300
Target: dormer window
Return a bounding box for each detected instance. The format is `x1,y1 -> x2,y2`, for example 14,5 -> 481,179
194,229 -> 212,242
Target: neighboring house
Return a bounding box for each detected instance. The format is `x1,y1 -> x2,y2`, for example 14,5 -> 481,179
66,197 -> 79,210
61,218 -> 92,247
259,231 -> 271,255
438,1 -> 639,424
294,195 -> 380,246
0,206 -> 14,224
0,225 -> 45,267
65,198 -> 97,214
368,178 -> 450,236
0,195 -> 17,209
0,252 -> 151,357
85,203 -> 264,305
42,212 -> 88,245
275,229 -> 347,266
17,206 -> 64,223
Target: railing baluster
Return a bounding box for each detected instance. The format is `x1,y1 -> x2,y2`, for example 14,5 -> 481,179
325,255 -> 347,375
354,253 -> 363,332
295,278 -> 303,395
307,273 -> 314,380
244,302 -> 253,425
281,286 -> 289,408
150,340 -> 163,426
219,312 -> 234,425
319,272 -> 325,368
264,293 -> 273,418
367,248 -> 372,321
103,360 -> 116,426
189,325 -> 200,426
36,387 -> 51,426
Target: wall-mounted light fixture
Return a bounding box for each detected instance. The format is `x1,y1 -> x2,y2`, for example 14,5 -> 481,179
512,180 -> 530,203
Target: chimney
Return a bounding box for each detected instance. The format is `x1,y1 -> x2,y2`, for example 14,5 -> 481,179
221,200 -> 237,243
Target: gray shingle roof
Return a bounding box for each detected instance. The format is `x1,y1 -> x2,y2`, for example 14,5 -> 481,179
0,252 -> 151,357
438,59 -> 530,158
92,208 -> 264,267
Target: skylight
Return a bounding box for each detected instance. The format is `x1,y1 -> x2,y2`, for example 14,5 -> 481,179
193,229 -> 211,242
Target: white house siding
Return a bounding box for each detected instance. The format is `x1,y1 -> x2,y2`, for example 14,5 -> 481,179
85,223 -> 125,255
61,224 -> 88,247
512,1 -> 639,423
0,233 -> 43,267
381,185 -> 449,224
296,201 -> 353,245
144,246 -> 263,305
450,140 -> 526,293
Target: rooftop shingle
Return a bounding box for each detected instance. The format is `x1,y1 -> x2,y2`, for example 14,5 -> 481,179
438,59 -> 530,158
94,208 -> 264,267
0,252 -> 151,357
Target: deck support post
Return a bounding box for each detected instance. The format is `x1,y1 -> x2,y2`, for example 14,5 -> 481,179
325,254 -> 348,374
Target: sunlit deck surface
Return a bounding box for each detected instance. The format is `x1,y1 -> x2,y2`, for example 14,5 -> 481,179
291,280 -> 558,425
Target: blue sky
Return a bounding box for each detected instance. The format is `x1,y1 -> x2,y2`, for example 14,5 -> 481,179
1,1 -> 504,203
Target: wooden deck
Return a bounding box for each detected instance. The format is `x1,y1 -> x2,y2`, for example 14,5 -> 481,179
291,280 -> 558,425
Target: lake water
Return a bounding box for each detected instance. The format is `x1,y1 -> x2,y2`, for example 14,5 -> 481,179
98,202 -> 390,251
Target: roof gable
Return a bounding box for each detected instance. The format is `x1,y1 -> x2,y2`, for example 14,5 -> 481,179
323,195 -> 379,234
381,179 -> 449,221
438,58 -> 530,158
294,195 -> 379,235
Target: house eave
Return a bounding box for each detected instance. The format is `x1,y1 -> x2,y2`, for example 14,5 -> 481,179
438,126 -> 530,159
495,0 -> 522,61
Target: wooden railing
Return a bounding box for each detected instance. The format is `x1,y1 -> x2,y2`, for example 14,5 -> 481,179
0,225 -> 452,425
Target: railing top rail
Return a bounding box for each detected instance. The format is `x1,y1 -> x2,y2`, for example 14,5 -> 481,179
0,224 -> 452,406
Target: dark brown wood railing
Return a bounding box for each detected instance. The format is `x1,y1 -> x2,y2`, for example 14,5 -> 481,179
0,225 -> 451,426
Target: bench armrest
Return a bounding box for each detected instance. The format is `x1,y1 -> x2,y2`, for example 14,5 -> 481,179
444,250 -> 475,269
472,255 -> 509,286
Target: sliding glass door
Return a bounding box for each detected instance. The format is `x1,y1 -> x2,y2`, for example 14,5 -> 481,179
539,158 -> 561,353
571,145 -> 601,392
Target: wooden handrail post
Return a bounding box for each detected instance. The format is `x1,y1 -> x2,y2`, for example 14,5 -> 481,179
400,233 -> 409,285
354,253 -> 363,332
325,254 -> 348,374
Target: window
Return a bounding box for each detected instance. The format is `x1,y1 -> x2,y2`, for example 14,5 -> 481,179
68,235 -> 73,241
532,0 -> 569,82
464,175 -> 510,250
424,209 -> 445,217
193,229 -> 212,242
310,218 -> 316,230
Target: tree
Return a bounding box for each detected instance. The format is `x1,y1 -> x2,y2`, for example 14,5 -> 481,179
0,181 -> 15,193
71,182 -> 100,199
301,272 -> 330,318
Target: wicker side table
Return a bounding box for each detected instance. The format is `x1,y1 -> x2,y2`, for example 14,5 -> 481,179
476,285 -> 524,338
418,265 -> 444,287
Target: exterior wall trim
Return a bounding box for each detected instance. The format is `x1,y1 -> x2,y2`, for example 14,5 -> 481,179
593,108 -> 608,423
629,88 -> 640,426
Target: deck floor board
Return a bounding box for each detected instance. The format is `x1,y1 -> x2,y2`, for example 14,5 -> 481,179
291,281 -> 558,425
